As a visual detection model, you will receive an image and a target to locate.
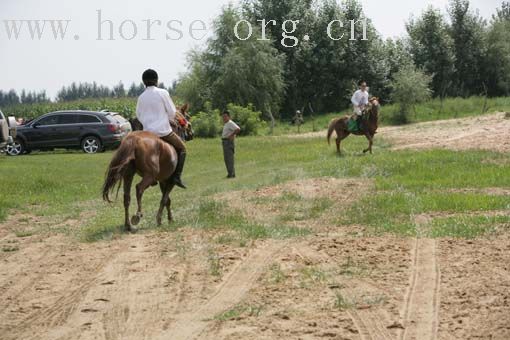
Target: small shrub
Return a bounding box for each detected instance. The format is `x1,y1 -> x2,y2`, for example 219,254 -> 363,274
191,103 -> 222,138
226,103 -> 264,136
389,64 -> 432,124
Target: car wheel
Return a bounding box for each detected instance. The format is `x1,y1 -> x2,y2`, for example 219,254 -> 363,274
81,136 -> 102,154
6,139 -> 24,156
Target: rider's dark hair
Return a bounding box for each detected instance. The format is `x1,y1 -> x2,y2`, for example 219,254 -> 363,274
358,80 -> 367,87
142,69 -> 158,87
222,110 -> 231,116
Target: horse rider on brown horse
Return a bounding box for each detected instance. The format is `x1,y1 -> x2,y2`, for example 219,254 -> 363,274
350,80 -> 370,132
136,69 -> 187,189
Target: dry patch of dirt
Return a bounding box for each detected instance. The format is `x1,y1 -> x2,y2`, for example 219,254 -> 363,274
383,112 -> 510,152
292,112 -> 510,153
201,234 -> 412,340
438,236 -> 510,339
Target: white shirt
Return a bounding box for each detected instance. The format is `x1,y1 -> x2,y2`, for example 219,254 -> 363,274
136,86 -> 177,137
222,120 -> 240,139
351,89 -> 370,107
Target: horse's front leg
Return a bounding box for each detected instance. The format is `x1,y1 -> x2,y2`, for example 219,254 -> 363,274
363,133 -> 374,154
157,181 -> 172,226
132,175 -> 154,227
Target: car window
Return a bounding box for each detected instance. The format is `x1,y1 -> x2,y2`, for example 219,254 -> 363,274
78,115 -> 101,123
37,115 -> 59,126
58,115 -> 78,124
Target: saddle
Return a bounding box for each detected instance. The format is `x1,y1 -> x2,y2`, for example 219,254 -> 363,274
347,111 -> 367,133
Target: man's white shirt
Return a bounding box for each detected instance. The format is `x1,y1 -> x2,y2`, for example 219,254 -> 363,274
351,89 -> 370,115
136,86 -> 177,137
351,89 -> 369,107
222,120 -> 241,139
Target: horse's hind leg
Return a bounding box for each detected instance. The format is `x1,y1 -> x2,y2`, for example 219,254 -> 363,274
123,167 -> 136,232
132,175 -> 154,226
336,130 -> 348,154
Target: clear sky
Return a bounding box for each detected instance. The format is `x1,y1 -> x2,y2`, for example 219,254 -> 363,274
0,0 -> 501,99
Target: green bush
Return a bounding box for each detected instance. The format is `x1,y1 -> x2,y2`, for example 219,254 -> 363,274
389,64 -> 433,124
192,103 -> 222,138
226,103 -> 263,136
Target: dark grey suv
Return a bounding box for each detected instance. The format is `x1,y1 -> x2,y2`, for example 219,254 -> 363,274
7,111 -> 132,156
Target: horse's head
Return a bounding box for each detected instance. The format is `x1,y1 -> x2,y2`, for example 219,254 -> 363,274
179,103 -> 190,116
367,97 -> 380,119
175,103 -> 194,141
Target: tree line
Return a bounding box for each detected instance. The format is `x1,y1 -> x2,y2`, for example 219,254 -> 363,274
175,0 -> 510,119
0,81 -> 174,108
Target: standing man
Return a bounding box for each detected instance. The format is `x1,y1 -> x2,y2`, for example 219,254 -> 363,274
136,69 -> 187,189
221,110 -> 241,179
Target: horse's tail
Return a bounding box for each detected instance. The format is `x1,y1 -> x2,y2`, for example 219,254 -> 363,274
102,136 -> 136,203
327,118 -> 340,145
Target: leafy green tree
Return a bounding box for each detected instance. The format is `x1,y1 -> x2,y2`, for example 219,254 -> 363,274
494,1 -> 510,21
176,5 -> 285,128
448,0 -> 487,96
406,6 -> 455,97
486,5 -> 510,96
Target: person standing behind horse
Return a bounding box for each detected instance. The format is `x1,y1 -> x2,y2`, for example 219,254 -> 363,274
350,81 -> 370,131
136,69 -> 187,189
221,110 -> 241,179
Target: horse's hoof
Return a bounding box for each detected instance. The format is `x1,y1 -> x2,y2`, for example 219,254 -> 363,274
131,215 -> 141,226
128,226 -> 138,234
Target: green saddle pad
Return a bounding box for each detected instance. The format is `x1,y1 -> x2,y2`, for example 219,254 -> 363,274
347,118 -> 360,132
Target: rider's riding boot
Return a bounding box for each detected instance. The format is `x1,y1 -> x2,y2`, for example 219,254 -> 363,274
172,152 -> 187,189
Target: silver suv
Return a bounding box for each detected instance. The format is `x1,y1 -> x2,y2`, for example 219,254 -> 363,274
0,110 -> 16,152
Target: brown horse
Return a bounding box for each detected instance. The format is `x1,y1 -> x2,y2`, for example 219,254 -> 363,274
102,106 -> 190,232
327,98 -> 380,154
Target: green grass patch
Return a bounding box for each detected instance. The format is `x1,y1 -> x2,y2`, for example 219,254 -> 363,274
342,191 -> 509,236
214,304 -> 263,321
1,125 -> 508,240
381,96 -> 510,125
429,215 -> 510,238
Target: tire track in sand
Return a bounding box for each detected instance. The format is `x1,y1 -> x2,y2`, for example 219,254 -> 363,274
399,237 -> 440,340
343,282 -> 394,340
154,240 -> 285,340
347,309 -> 393,340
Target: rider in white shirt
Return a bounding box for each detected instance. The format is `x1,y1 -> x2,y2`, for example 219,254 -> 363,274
136,69 -> 187,189
351,80 -> 370,121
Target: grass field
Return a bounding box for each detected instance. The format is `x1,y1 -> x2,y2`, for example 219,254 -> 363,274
1,130 -> 508,242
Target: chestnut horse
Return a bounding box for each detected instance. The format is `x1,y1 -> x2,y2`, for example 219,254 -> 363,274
327,98 -> 380,154
102,106 -> 189,232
